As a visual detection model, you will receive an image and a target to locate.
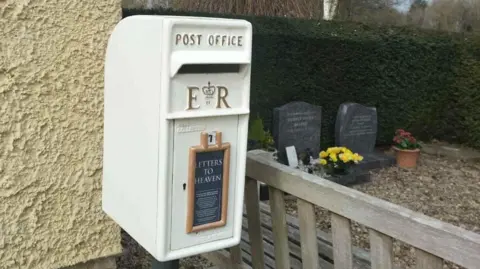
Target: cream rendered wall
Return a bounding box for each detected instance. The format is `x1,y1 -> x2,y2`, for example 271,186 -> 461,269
0,1 -> 123,268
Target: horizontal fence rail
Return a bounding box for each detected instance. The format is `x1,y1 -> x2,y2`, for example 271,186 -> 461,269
243,150 -> 480,269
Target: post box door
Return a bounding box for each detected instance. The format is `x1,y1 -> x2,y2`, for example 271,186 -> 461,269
169,115 -> 239,251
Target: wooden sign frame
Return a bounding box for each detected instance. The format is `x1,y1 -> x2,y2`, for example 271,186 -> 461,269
186,131 -> 231,233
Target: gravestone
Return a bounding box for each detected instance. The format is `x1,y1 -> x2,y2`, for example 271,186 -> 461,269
272,101 -> 322,165
335,102 -> 395,171
335,103 -> 377,154
258,101 -> 321,201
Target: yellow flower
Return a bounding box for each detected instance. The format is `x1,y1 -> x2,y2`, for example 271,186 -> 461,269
340,152 -> 352,163
319,151 -> 328,158
327,147 -> 338,154
329,153 -> 338,162
319,159 -> 327,165
352,153 -> 364,163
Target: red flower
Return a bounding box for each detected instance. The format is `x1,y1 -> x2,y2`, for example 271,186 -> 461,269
393,129 -> 420,149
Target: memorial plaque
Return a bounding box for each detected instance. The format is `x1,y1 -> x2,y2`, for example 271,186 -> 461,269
335,102 -> 377,154
272,101 -> 322,165
285,146 -> 299,167
187,131 -> 230,233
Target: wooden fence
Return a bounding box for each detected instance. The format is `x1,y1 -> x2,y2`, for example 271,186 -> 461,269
209,149 -> 480,269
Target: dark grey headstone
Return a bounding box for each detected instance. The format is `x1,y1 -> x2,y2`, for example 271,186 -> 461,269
335,102 -> 377,153
334,102 -> 395,174
272,101 -> 322,165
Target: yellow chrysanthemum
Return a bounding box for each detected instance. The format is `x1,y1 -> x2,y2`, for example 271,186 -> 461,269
326,147 -> 338,154
352,153 -> 364,163
340,152 -> 352,163
319,151 -> 329,158
329,153 -> 338,162
319,159 -> 327,165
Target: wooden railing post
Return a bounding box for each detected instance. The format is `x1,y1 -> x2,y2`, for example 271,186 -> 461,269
245,177 -> 265,269
269,187 -> 291,269
298,199 -> 319,269
331,213 -> 353,269
416,249 -> 443,269
369,229 -> 394,269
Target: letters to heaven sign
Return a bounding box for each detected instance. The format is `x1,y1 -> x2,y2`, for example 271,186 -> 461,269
187,131 -> 230,233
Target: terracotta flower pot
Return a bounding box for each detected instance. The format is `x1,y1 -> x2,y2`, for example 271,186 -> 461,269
393,147 -> 420,168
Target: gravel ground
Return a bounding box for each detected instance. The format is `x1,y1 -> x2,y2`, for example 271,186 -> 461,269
116,151 -> 480,269
116,229 -> 214,269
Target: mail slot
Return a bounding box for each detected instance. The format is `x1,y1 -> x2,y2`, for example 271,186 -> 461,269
102,15 -> 252,261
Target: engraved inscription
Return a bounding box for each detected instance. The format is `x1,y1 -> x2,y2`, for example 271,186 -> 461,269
286,111 -> 317,133
186,82 -> 230,110
175,33 -> 244,47
344,115 -> 375,137
175,34 -> 203,46
175,124 -> 206,133
202,81 -> 216,105
216,86 -> 230,108
187,87 -> 200,110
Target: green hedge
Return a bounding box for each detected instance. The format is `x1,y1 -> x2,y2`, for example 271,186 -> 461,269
123,8 -> 480,149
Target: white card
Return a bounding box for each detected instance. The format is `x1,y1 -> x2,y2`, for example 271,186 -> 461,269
207,131 -> 216,145
285,146 -> 298,168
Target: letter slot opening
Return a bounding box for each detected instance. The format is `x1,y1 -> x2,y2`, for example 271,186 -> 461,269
177,64 -> 242,74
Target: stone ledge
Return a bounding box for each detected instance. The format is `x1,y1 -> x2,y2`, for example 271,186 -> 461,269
420,142 -> 480,161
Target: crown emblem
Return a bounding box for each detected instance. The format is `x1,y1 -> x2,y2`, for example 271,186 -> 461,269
202,82 -> 216,99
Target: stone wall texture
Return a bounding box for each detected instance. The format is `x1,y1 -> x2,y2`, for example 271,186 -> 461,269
0,0 -> 123,268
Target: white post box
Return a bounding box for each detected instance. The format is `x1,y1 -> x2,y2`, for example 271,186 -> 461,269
102,15 -> 252,261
